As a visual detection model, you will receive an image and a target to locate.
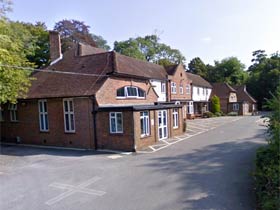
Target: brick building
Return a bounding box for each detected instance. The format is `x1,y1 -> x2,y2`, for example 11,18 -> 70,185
0,32 -> 184,151
165,64 -> 192,119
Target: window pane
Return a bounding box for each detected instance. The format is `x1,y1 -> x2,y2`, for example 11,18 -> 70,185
138,88 -> 145,97
45,115 -> 49,130
70,114 -> 74,130
65,114 -> 69,131
44,101 -> 47,112
39,102 -> 43,112
64,101 -> 68,112
117,87 -> 125,97
110,117 -> 116,132
116,113 -> 122,132
40,114 -> 44,129
127,87 -> 137,96
140,118 -> 144,135
69,100 -> 73,112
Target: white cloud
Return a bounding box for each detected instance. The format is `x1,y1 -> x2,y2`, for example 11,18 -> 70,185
201,37 -> 212,43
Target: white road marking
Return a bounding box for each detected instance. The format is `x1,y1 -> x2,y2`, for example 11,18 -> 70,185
45,176 -> 105,206
107,154 -> 123,159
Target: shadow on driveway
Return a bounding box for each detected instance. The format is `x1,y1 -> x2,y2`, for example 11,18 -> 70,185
143,134 -> 266,210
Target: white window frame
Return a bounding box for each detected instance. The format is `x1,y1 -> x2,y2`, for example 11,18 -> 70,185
140,111 -> 150,137
63,98 -> 75,133
171,82 -> 177,94
173,108 -> 179,128
161,82 -> 166,93
233,103 -> 239,111
186,84 -> 191,94
203,88 -> 205,95
197,87 -> 200,95
38,99 -> 49,132
110,112 -> 123,133
8,104 -> 18,122
116,86 -> 145,99
187,101 -> 194,114
179,84 -> 183,94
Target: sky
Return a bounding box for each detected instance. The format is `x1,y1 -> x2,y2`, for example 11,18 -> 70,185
7,0 -> 280,68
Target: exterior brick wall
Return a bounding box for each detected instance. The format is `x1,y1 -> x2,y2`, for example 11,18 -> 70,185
0,97 -> 94,149
169,65 -> 192,101
96,77 -> 158,106
96,110 -> 135,151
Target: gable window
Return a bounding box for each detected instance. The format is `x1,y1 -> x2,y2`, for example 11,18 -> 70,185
186,84 -> 191,94
38,100 -> 49,131
180,84 -> 183,94
171,82 -> 176,94
8,104 -> 18,122
161,82 -> 166,93
173,108 -> 179,128
116,86 -> 145,99
110,112 -> 123,133
140,111 -> 150,137
233,103 -> 239,111
63,99 -> 75,133
0,106 -> 4,122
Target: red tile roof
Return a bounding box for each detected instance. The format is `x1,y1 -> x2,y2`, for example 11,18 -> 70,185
211,83 -> 236,99
25,45 -> 167,99
185,72 -> 212,88
232,85 -> 257,103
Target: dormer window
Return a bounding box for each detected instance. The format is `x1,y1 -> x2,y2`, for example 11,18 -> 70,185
117,86 -> 146,99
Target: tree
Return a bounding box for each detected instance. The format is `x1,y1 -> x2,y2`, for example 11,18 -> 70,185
188,57 -> 208,78
246,50 -> 280,109
114,34 -> 186,65
0,0 -> 12,17
54,19 -> 97,52
0,18 -> 33,104
211,95 -> 221,113
91,34 -> 110,50
207,57 -> 247,85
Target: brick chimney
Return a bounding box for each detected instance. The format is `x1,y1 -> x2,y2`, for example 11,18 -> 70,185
49,31 -> 62,63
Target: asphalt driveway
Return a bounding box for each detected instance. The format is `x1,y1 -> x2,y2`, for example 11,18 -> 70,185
0,116 -> 267,210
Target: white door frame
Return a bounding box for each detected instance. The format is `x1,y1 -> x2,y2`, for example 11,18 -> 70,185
158,110 -> 168,140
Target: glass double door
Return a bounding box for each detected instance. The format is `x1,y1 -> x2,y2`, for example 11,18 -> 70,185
158,110 -> 168,140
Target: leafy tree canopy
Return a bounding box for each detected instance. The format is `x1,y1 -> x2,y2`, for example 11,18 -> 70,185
54,19 -> 97,52
91,34 -> 110,50
188,57 -> 208,78
114,34 -> 186,65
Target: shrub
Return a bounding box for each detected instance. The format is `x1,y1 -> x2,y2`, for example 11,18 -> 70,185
214,112 -> 222,117
227,112 -> 238,116
254,85 -> 280,210
211,95 -> 221,113
203,111 -> 214,118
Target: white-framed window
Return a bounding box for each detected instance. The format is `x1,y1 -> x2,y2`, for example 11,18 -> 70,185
161,82 -> 166,93
140,111 -> 150,137
116,86 -> 145,99
8,104 -> 18,122
110,112 -> 123,133
233,103 -> 239,111
171,82 -> 176,94
197,87 -> 200,95
206,88 -> 208,95
187,101 -> 194,114
203,88 -> 205,95
38,100 -> 49,131
186,84 -> 191,94
173,108 -> 179,128
0,106 -> 4,122
63,99 -> 75,133
180,84 -> 183,94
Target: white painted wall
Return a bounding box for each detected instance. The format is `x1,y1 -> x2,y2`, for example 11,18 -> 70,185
150,79 -> 166,102
192,86 -> 212,101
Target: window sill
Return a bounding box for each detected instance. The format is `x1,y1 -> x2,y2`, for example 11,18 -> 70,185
64,131 -> 76,134
10,120 -> 19,123
109,132 -> 124,136
173,127 -> 179,129
116,97 -> 145,100
40,130 -> 49,133
140,134 -> 151,139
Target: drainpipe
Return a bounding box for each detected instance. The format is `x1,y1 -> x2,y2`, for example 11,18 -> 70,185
91,95 -> 98,150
